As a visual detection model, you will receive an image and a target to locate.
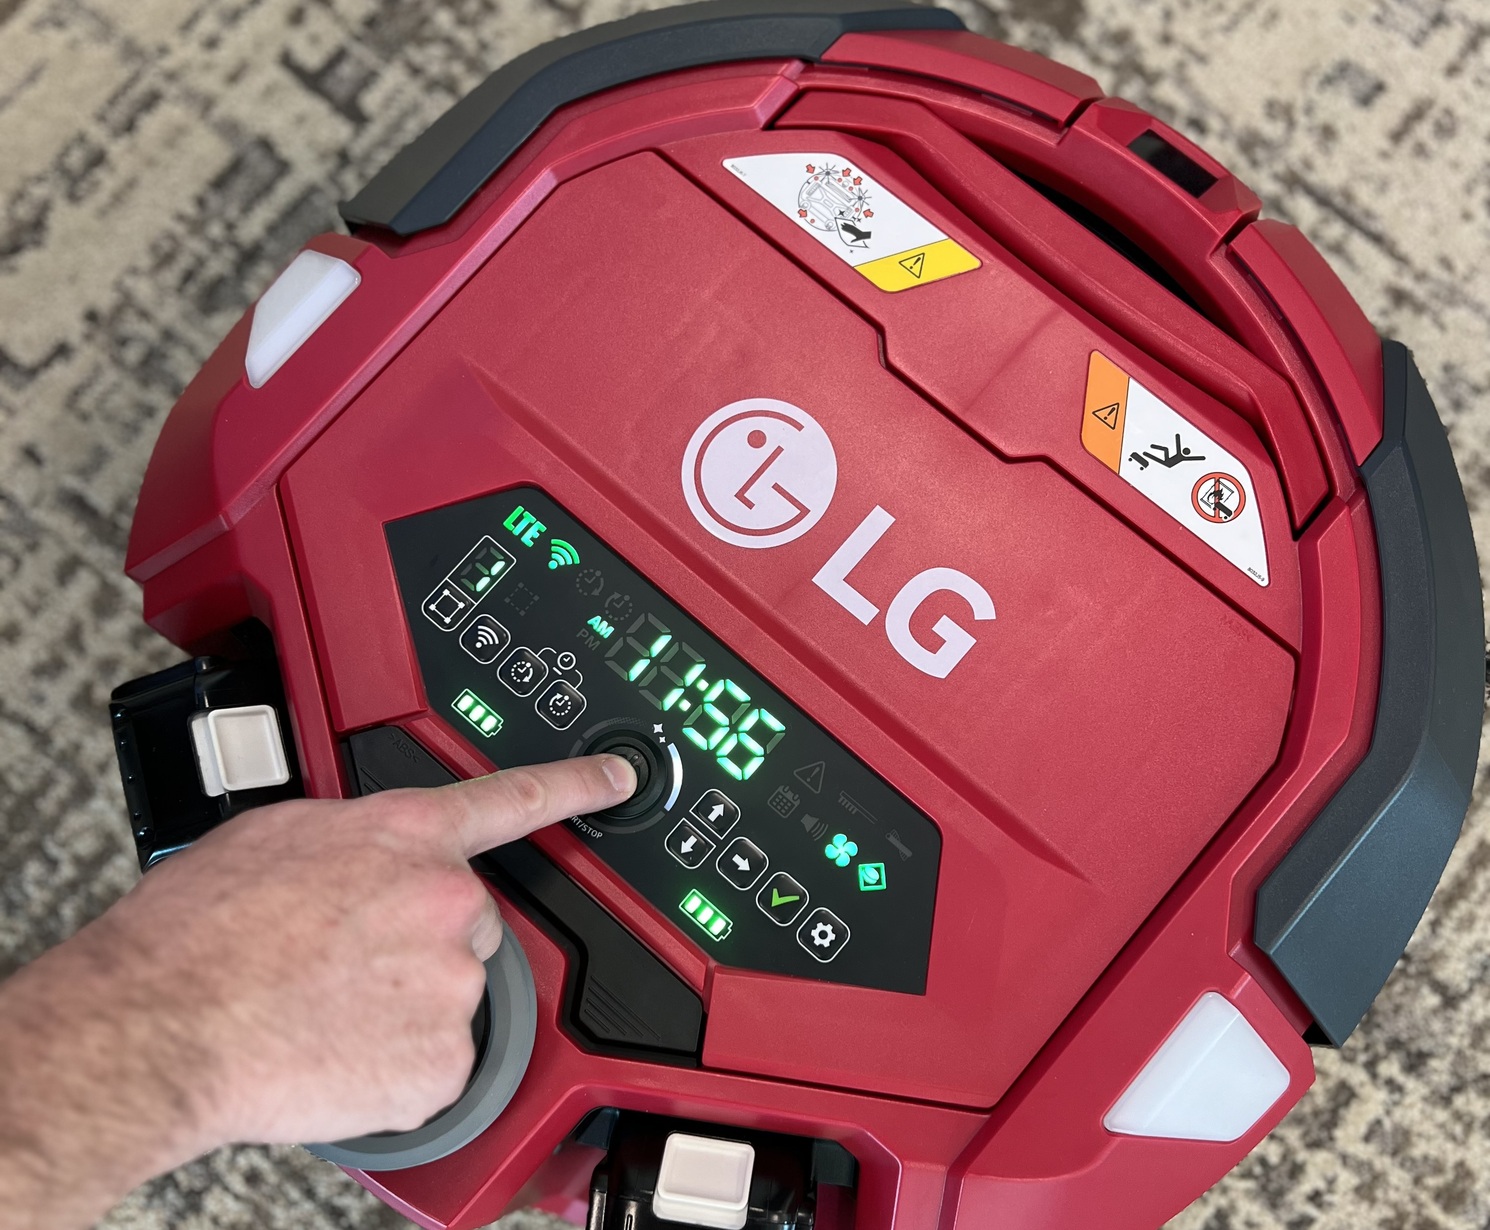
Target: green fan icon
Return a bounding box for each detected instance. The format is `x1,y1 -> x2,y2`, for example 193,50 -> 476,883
824,833 -> 858,867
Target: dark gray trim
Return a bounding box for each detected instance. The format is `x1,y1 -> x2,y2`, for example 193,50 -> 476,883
1255,340 -> 1483,1045
339,0 -> 963,236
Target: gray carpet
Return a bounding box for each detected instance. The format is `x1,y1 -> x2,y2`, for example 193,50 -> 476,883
2,0 -> 1488,1226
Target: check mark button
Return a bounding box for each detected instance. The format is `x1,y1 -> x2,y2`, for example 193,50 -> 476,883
757,871 -> 809,927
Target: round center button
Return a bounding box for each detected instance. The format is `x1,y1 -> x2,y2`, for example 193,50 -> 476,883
583,729 -> 669,825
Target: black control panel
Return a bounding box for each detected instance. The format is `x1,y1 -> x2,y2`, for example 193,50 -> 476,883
386,487 -> 940,993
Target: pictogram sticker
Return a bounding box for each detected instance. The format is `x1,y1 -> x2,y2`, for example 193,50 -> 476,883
1192,473 -> 1246,523
1080,350 -> 1268,586
724,153 -> 980,292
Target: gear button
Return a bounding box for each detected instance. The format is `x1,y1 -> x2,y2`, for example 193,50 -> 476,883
796,907 -> 850,964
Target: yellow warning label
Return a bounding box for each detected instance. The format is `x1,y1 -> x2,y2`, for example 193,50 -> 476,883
1081,351 -> 1130,474
858,238 -> 980,292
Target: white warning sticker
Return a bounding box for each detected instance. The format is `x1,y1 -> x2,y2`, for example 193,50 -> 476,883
1081,351 -> 1269,586
723,153 -> 980,292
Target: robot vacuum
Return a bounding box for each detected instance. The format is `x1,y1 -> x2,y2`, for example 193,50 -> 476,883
110,3 -> 1483,1227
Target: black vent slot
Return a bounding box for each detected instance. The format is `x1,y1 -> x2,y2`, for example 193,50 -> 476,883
1015,172 -> 1203,314
1128,130 -> 1218,198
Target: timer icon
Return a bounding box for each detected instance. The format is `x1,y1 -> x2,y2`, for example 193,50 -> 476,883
536,681 -> 586,730
498,648 -> 548,697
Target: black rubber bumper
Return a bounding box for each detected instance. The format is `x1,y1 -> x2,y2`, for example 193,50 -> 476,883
1256,340 -> 1483,1045
339,0 -> 963,236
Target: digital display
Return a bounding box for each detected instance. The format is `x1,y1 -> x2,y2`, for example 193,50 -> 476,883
387,486 -> 940,994
603,614 -> 786,781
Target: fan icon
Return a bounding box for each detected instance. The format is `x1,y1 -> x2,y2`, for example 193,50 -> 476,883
811,921 -> 837,947
824,833 -> 857,867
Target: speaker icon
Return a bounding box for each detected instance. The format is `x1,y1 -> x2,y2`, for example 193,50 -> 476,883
800,813 -> 829,842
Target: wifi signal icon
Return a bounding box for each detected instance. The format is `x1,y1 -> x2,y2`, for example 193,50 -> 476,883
459,615 -> 510,664
547,539 -> 580,570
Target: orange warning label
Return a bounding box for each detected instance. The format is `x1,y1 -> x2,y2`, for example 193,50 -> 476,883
1082,351 -> 1129,473
1078,349 -> 1269,586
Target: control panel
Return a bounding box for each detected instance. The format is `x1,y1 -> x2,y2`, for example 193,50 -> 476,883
387,487 -> 940,993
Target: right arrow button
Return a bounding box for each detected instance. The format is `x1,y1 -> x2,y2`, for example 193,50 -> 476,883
716,836 -> 767,891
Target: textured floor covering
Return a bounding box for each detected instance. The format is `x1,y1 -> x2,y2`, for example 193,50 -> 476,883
2,0 -> 1489,1226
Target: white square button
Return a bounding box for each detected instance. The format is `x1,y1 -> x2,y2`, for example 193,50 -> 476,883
653,1133 -> 754,1229
191,705 -> 291,797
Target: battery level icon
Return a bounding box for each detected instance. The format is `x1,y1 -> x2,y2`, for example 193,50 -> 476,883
453,689 -> 503,736
680,889 -> 733,941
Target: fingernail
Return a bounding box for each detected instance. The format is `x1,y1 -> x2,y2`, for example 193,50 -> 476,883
601,754 -> 637,796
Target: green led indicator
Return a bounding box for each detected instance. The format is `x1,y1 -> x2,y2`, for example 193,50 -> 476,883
679,890 -> 732,941
547,539 -> 580,569
825,833 -> 858,867
586,616 -> 615,638
452,689 -> 503,738
503,504 -> 547,546
857,862 -> 887,892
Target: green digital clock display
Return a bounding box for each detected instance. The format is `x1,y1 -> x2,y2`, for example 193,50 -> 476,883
603,612 -> 786,781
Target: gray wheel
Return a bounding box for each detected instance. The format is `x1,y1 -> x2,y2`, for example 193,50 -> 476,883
306,930 -> 538,1171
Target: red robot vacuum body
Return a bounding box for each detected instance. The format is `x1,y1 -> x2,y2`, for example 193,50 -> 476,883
111,4 -> 1482,1229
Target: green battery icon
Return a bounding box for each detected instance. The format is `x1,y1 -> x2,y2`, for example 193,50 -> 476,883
679,889 -> 732,941
453,689 -> 503,736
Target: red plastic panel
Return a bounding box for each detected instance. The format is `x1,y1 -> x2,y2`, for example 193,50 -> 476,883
939,495 -> 1378,1226
823,29 -> 1104,125
786,66 -> 1366,505
139,495 -> 345,799
1230,220 -> 1385,463
668,127 -> 1304,645
281,149 -> 1293,1112
770,88 -> 1333,529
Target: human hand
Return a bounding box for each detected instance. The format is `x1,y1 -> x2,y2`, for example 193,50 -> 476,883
0,753 -> 635,1229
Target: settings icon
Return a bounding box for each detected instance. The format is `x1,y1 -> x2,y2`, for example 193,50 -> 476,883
797,908 -> 848,963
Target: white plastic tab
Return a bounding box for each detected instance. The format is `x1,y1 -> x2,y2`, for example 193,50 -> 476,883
1104,992 -> 1291,1142
245,250 -> 360,387
190,706 -> 291,798
653,1133 -> 755,1229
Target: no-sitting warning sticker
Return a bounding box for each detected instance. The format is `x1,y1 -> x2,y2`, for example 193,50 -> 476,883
723,153 -> 980,292
1081,351 -> 1269,586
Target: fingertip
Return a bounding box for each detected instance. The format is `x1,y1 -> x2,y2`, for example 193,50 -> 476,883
600,753 -> 638,799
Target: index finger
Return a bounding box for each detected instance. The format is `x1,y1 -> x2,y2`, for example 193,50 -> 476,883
439,754 -> 636,858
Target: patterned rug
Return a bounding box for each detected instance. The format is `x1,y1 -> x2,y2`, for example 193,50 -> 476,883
2,0 -> 1487,1226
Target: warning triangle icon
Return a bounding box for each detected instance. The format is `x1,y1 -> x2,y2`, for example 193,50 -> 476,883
1091,402 -> 1121,430
794,760 -> 825,793
899,252 -> 926,279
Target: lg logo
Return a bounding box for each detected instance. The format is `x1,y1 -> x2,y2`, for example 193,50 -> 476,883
681,399 -> 995,679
